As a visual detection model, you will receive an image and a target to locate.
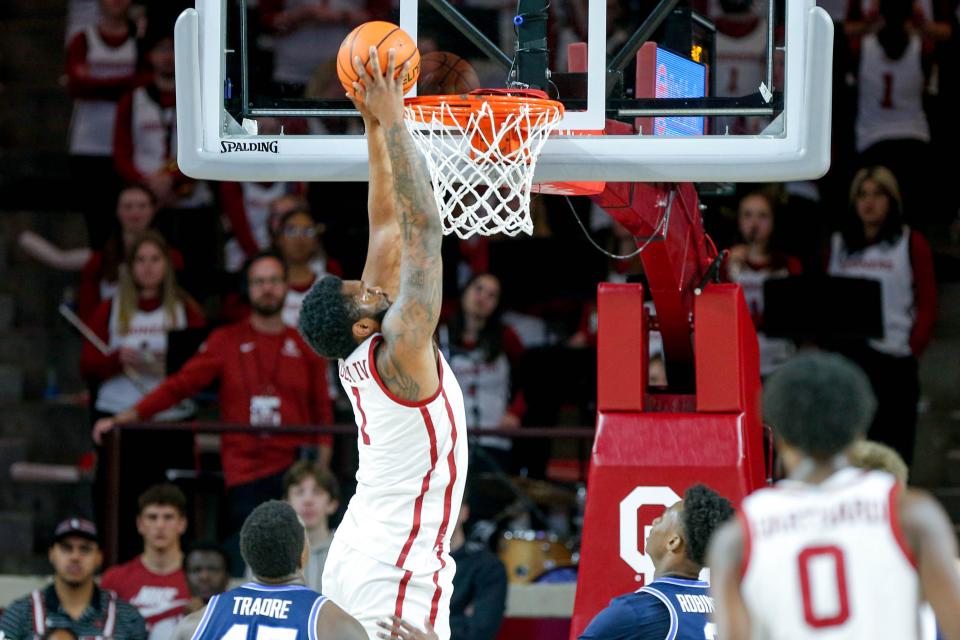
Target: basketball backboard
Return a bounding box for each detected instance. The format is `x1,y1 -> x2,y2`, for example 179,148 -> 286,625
174,0 -> 833,182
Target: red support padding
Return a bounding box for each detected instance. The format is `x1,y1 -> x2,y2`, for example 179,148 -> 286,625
694,284 -> 766,490
597,283 -> 647,412
694,284 -> 761,413
570,412 -> 764,639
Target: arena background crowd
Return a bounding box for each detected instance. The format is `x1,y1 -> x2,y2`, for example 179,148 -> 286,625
0,0 -> 959,638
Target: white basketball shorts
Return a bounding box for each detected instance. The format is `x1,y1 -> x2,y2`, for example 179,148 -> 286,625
321,534 -> 455,640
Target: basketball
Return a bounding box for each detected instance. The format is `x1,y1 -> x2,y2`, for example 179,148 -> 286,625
417,51 -> 481,95
336,21 -> 421,95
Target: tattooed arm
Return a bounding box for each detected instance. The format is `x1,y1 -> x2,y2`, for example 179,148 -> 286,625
352,48 -> 443,402
352,92 -> 401,299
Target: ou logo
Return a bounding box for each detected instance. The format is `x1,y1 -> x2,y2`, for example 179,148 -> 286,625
619,486 -> 682,584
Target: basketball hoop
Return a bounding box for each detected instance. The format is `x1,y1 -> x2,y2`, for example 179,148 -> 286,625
404,89 -> 564,238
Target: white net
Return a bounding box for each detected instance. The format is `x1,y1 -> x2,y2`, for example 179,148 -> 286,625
404,95 -> 563,238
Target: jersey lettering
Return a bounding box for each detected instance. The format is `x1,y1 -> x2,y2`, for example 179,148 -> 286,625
231,598 -> 293,619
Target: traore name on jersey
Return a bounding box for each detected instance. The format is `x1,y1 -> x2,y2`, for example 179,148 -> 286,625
192,584 -> 327,640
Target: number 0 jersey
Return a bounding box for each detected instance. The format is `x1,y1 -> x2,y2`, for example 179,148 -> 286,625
191,583 -> 327,640
740,468 -> 920,639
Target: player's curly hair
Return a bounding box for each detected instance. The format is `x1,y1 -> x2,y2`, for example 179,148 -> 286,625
764,351 -> 876,458
681,484 -> 734,567
240,500 -> 304,579
298,275 -> 361,360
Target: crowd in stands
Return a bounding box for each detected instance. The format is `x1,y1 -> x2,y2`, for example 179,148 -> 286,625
5,0 -> 959,636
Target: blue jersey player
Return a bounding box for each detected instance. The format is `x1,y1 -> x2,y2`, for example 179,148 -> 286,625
172,501 -> 366,640
579,485 -> 734,640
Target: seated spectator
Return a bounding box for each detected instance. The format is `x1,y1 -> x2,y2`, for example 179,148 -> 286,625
579,485 -> 734,640
438,273 -> 525,471
449,501 -> 507,640
101,485 -> 191,640
276,207 -> 342,328
77,184 -> 184,321
80,230 -> 204,421
723,188 -> 802,375
183,543 -> 230,614
283,461 -> 340,592
827,166 -> 937,466
66,0 -> 143,249
93,251 -> 334,574
0,518 -> 146,640
220,180 -> 306,274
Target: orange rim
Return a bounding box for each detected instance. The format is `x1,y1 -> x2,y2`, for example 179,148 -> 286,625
404,90 -> 564,127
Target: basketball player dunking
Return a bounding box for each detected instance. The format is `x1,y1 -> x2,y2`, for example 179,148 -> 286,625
708,352 -> 960,640
298,48 -> 467,640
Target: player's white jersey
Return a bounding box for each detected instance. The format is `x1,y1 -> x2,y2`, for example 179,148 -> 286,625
741,468 -> 921,639
336,333 -> 468,574
856,33 -> 929,152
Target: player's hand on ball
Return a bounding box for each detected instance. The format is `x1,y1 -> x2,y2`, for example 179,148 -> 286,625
352,47 -> 407,127
375,615 -> 438,640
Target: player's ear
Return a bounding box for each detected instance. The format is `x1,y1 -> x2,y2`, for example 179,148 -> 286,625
352,318 -> 380,340
667,531 -> 683,553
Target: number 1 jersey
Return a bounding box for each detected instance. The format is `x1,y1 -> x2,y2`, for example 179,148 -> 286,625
740,468 -> 920,639
192,583 -> 327,640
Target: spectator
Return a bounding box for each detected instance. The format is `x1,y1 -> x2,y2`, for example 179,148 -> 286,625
579,485 -> 734,640
101,485 -> 191,640
76,184 -> 184,321
282,461 -> 340,593
260,0 -> 371,97
66,0 -> 143,249
275,207 -> 342,328
220,181 -> 306,275
723,188 -> 802,375
80,230 -> 204,421
112,25 -> 209,212
853,0 -> 938,227
449,502 -> 507,640
0,518 -> 146,640
113,22 -> 214,299
182,543 -> 230,614
92,251 -> 334,572
713,0 -> 769,134
438,273 -> 525,471
827,166 -> 937,467
848,439 -> 910,484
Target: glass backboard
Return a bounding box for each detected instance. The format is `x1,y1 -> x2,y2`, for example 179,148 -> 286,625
174,0 -> 833,182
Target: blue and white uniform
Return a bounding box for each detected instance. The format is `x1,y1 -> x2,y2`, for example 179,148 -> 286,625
579,576 -> 715,640
191,583 -> 328,640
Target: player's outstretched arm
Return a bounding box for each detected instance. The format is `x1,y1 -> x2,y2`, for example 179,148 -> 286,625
900,489 -> 960,640
706,517 -> 751,640
317,601 -> 368,640
352,48 -> 443,402
351,93 -> 401,299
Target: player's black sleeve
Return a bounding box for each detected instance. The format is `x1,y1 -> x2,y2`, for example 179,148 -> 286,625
578,592 -> 671,640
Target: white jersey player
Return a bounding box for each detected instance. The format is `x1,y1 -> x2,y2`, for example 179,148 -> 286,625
709,352 -> 960,640
298,49 -> 467,640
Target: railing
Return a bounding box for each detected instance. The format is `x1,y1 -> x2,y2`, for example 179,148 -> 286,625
102,422 -> 596,564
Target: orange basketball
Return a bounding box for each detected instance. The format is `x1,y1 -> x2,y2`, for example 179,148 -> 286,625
417,51 -> 481,95
337,21 -> 421,96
